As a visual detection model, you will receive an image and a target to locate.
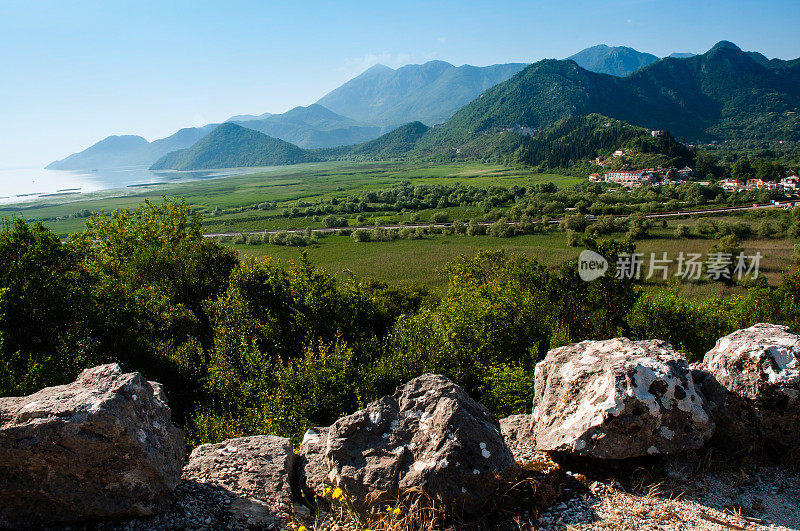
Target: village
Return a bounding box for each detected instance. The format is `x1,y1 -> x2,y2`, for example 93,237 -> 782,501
589,132 -> 800,191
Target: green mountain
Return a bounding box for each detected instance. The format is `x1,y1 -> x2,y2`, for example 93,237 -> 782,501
339,121 -> 430,159
234,104 -> 380,148
315,60 -> 528,127
419,41 -> 800,149
46,125 -> 217,170
568,45 -> 658,76
512,114 -> 693,168
150,123 -> 318,170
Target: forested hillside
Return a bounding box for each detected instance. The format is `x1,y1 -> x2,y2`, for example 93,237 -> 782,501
421,41 -> 800,148
150,123 -> 319,170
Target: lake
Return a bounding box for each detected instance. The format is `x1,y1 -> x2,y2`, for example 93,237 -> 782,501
0,166 -> 266,205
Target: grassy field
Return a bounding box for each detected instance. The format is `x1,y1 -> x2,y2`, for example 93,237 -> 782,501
226,216 -> 795,293
2,160 -> 795,295
0,161 -> 579,236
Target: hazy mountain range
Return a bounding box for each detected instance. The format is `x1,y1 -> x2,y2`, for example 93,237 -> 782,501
49,42 -> 797,172
46,125 -> 217,170
315,60 -> 529,127
229,104 -> 381,149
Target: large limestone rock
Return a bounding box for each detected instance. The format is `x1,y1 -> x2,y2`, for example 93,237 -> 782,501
183,435 -> 297,524
533,338 -> 714,459
698,323 -> 800,453
298,426 -> 329,498
323,374 -> 518,513
0,364 -> 184,527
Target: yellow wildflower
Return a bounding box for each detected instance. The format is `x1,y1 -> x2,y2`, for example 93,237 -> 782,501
332,487 -> 344,499
393,507 -> 401,516
298,527 -> 307,531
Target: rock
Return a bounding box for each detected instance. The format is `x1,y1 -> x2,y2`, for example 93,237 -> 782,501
183,435 -> 296,514
298,426 -> 329,498
698,323 -> 800,454
324,374 -> 518,513
0,363 -> 184,527
499,414 -> 535,442
532,338 -> 714,459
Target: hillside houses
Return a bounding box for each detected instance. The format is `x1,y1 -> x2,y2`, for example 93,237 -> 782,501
603,170 -> 652,187
781,175 -> 800,191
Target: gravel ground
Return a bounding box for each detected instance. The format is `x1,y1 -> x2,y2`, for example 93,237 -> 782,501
507,435 -> 800,531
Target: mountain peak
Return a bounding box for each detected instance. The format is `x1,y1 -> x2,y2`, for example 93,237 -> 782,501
709,41 -> 742,53
568,45 -> 658,77
364,63 -> 393,74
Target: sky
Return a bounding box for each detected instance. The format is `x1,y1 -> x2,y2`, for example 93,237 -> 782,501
1,0 -> 798,168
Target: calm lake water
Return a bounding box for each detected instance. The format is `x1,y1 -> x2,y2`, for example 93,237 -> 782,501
0,166 -> 265,205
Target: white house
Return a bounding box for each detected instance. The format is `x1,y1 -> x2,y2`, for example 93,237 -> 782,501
780,175 -> 800,191
604,170 -> 649,187
721,178 -> 746,191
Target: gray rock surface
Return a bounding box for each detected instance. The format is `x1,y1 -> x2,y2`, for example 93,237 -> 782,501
325,374 -> 518,513
0,363 -> 184,527
499,414 -> 535,443
698,323 -> 800,453
183,435 -> 296,514
298,426 -> 329,498
533,338 -> 714,459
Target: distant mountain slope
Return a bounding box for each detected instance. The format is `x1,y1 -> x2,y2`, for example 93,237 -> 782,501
234,104 -> 380,148
568,45 -> 658,76
315,60 -> 527,127
226,111 -> 273,122
669,52 -> 696,59
419,41 -> 800,149
46,135 -> 149,170
47,125 -> 217,170
150,123 -> 318,170
344,121 -> 430,158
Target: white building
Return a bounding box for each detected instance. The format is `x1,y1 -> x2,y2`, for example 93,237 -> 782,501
604,170 -> 649,187
780,176 -> 800,191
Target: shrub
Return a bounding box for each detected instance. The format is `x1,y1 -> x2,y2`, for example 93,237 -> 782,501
566,229 -> 580,247
674,224 -> 690,239
430,211 -> 450,223
352,229 -> 371,242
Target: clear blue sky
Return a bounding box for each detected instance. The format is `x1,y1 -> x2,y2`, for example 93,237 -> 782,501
1,0 -> 798,168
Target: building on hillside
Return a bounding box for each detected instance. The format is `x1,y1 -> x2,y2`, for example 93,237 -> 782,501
677,166 -> 694,179
780,176 -> 800,191
613,149 -> 627,157
604,170 -> 650,187
746,178 -> 777,190
588,173 -> 602,182
651,130 -> 664,137
721,178 -> 746,191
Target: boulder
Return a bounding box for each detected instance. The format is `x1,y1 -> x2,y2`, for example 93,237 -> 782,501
183,435 -> 296,521
499,414 -> 535,443
532,338 -> 714,459
324,374 -> 518,513
698,323 -> 800,453
298,426 -> 329,498
0,363 -> 184,527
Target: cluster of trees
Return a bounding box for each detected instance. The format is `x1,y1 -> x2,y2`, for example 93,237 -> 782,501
262,178 -> 786,231
2,198 -> 800,449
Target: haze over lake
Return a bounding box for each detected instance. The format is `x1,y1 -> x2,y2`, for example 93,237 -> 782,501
0,166 -> 266,204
